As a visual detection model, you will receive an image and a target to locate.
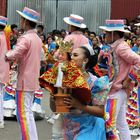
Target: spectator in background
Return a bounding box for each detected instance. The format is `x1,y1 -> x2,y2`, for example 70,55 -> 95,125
84,29 -> 93,45
123,18 -> 131,31
124,32 -> 132,47
40,33 -> 46,45
135,27 -> 140,36
46,36 -> 53,49
11,24 -> 18,35
52,29 -> 61,39
45,30 -> 61,70
89,31 -> 96,41
49,30 -> 61,53
92,37 -> 101,55
97,33 -> 106,49
39,34 -> 47,75
60,29 -> 67,39
132,36 -> 140,53
10,24 -> 18,49
131,35 -> 137,46
49,30 -> 61,54
37,24 -> 44,36
84,29 -> 90,38
135,15 -> 140,25
134,22 -> 140,36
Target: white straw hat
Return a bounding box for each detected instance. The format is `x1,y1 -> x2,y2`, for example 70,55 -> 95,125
0,16 -> 8,26
63,14 -> 86,28
99,20 -> 130,33
16,7 -> 40,23
135,23 -> 140,26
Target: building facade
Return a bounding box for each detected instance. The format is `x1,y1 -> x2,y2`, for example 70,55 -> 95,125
0,0 -> 7,16
7,0 -> 110,33
111,0 -> 140,20
1,0 -> 140,33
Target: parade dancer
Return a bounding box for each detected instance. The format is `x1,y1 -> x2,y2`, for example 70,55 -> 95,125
99,19 -> 140,140
63,14 -> 89,49
63,14 -> 97,75
0,16 -> 9,128
126,35 -> 140,137
5,7 -> 42,140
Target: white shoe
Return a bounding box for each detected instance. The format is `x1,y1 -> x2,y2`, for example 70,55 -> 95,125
137,129 -> 140,136
52,114 -> 60,120
130,128 -> 140,136
47,118 -> 55,124
0,121 -> 4,129
45,116 -> 50,120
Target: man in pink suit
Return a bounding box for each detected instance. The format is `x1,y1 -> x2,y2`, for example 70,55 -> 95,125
51,14 -> 93,140
0,16 -> 9,129
5,7 -> 42,140
63,14 -> 89,50
99,20 -> 140,140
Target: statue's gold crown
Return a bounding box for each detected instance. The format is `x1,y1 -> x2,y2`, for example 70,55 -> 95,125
55,36 -> 73,53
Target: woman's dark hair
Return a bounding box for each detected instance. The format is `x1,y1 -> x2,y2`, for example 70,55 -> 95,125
123,18 -> 129,26
11,24 -> 18,30
67,52 -> 71,61
46,36 -> 52,44
37,24 -> 44,31
60,29 -> 66,33
40,33 -> 46,44
84,30 -> 90,36
90,31 -> 96,37
80,46 -> 98,72
0,25 -> 5,30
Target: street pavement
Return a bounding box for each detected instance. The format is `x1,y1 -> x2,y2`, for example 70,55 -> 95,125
0,118 -> 138,140
0,89 -> 52,140
0,90 -> 139,140
0,118 -> 52,140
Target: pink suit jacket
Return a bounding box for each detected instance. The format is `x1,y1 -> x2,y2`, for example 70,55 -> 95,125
64,31 -> 89,49
110,38 -> 140,94
6,29 -> 42,91
0,31 -> 10,84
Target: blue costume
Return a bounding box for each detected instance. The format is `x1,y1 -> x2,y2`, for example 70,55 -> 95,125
63,74 -> 109,140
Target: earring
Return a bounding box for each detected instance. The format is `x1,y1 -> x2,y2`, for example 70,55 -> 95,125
82,62 -> 86,70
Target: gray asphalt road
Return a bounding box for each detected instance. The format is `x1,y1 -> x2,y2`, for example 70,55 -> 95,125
0,89 -> 53,140
0,118 -> 52,140
0,118 -> 138,140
